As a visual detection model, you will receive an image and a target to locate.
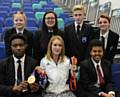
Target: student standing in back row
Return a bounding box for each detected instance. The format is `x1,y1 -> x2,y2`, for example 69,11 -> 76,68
64,4 -> 95,66
94,14 -> 119,64
33,11 -> 64,64
4,11 -> 33,57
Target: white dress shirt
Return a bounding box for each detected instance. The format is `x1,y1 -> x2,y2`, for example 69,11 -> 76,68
16,28 -> 24,34
91,58 -> 104,88
74,21 -> 83,33
100,30 -> 109,49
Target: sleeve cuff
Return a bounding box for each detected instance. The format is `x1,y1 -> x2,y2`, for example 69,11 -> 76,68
98,92 -> 103,96
108,91 -> 115,96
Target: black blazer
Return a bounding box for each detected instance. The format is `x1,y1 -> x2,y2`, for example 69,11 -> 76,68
4,28 -> 33,57
64,22 -> 95,65
0,56 -> 37,97
77,58 -> 116,97
94,29 -> 119,63
33,28 -> 64,64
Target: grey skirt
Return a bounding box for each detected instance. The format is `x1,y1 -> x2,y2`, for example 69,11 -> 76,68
42,90 -> 76,97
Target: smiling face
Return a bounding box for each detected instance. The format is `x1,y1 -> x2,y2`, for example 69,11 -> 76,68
13,13 -> 26,30
51,38 -> 62,56
45,13 -> 56,28
90,46 -> 103,63
98,17 -> 110,33
11,38 -> 26,59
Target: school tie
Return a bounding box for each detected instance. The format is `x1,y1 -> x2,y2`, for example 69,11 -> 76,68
77,25 -> 80,35
17,60 -> 22,85
101,36 -> 105,49
97,65 -> 105,86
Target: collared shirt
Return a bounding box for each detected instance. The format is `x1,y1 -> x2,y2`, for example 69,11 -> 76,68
16,28 -> 24,34
74,21 -> 83,33
48,29 -> 53,33
91,58 -> 104,87
13,54 -> 25,86
100,30 -> 109,49
40,56 -> 71,94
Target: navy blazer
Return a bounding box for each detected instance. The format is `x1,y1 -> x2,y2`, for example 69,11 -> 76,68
4,28 -> 33,57
64,22 -> 95,65
94,29 -> 119,63
0,56 -> 37,96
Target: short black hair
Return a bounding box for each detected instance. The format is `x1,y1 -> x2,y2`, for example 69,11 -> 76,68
89,39 -> 104,52
9,34 -> 27,45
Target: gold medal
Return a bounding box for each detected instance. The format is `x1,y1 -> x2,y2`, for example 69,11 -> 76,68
27,75 -> 35,84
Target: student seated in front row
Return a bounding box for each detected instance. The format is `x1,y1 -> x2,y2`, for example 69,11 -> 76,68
77,39 -> 117,97
35,35 -> 76,97
0,34 -> 42,97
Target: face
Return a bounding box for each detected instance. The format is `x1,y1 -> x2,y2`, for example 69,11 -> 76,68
90,46 -> 103,63
98,17 -> 110,32
73,10 -> 84,24
51,39 -> 62,56
13,13 -> 25,30
11,39 -> 26,58
45,13 -> 56,28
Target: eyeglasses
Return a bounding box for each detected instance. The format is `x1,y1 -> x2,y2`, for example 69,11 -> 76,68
45,17 -> 55,20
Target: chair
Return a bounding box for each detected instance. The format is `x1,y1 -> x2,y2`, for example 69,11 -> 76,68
12,3 -> 22,9
0,11 -> 8,19
2,2 -> 11,7
64,17 -> 74,26
112,64 -> 120,72
0,17 -> 4,27
25,12 -> 35,18
31,0 -> 40,3
39,1 -> 47,7
112,71 -> 120,92
0,6 -> 10,12
0,42 -> 6,59
32,3 -> 41,11
23,7 -> 33,12
4,17 -> 13,28
9,8 -> 22,15
57,18 -> 64,31
42,6 -> 53,12
35,12 -> 45,22
13,0 -> 21,3
0,27 -> 3,42
26,27 -> 38,35
54,7 -> 63,17
26,18 -> 37,27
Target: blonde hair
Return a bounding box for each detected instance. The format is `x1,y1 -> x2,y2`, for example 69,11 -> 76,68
13,11 -> 26,21
46,35 -> 65,63
72,4 -> 86,13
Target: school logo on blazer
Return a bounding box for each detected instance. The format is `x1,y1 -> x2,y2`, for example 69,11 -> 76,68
81,36 -> 87,43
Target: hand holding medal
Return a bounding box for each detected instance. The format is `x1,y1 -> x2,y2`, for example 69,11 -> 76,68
34,66 -> 47,88
27,71 -> 36,84
71,56 -> 77,71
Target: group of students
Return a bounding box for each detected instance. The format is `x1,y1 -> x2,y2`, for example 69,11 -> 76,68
0,4 -> 119,97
